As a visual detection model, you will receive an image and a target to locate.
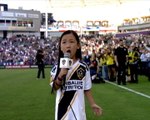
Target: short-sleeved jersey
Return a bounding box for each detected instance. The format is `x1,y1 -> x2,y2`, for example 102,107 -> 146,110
50,60 -> 92,120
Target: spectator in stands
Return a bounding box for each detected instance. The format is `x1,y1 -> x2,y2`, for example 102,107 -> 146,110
83,50 -> 91,66
99,49 -> 109,81
140,49 -> 149,76
143,44 -> 150,81
89,51 -> 99,82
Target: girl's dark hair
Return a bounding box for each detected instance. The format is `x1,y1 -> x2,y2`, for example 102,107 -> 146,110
58,30 -> 82,61
51,30 -> 82,93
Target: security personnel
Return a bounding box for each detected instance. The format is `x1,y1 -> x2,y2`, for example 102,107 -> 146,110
114,39 -> 128,85
128,47 -> 140,83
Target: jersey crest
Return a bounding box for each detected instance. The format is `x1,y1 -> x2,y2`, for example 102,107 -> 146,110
77,67 -> 85,80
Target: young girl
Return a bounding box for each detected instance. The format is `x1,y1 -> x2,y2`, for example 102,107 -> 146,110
50,30 -> 102,120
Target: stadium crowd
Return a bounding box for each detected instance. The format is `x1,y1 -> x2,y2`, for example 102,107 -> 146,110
0,33 -> 150,82
81,34 -> 150,83
0,35 -> 58,66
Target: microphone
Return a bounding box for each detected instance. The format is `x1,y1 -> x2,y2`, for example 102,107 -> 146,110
60,52 -> 73,69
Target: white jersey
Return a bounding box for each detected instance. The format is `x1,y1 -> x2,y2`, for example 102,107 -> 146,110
50,60 -> 92,120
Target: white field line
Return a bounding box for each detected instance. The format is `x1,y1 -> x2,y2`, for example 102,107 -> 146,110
105,80 -> 150,99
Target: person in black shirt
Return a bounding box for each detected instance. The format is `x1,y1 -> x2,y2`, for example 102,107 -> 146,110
114,40 -> 128,85
36,49 -> 45,79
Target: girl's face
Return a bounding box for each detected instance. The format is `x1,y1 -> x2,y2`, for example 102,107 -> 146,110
60,33 -> 80,60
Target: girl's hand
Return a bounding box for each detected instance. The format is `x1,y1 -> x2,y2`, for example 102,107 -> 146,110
59,68 -> 68,77
91,104 -> 103,116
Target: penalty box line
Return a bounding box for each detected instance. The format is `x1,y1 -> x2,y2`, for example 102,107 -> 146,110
105,80 -> 150,99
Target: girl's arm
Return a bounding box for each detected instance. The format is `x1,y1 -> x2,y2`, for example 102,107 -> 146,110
51,68 -> 68,91
84,89 -> 103,116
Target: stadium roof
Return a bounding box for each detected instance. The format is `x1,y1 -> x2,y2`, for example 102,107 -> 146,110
47,0 -> 143,8
1,0 -> 149,22
45,0 -> 150,21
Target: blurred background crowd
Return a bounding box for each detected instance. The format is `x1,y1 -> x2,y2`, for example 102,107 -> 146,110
0,34 -> 150,65
0,33 -> 150,82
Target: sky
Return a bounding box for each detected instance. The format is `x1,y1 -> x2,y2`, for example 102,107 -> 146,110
1,0 -> 150,25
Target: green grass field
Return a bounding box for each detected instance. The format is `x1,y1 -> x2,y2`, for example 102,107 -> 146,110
0,68 -> 150,120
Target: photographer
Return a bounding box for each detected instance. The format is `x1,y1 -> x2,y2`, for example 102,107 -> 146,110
36,49 -> 45,79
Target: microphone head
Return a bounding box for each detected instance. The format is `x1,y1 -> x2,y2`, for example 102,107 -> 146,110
64,52 -> 70,58
60,51 -> 72,69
